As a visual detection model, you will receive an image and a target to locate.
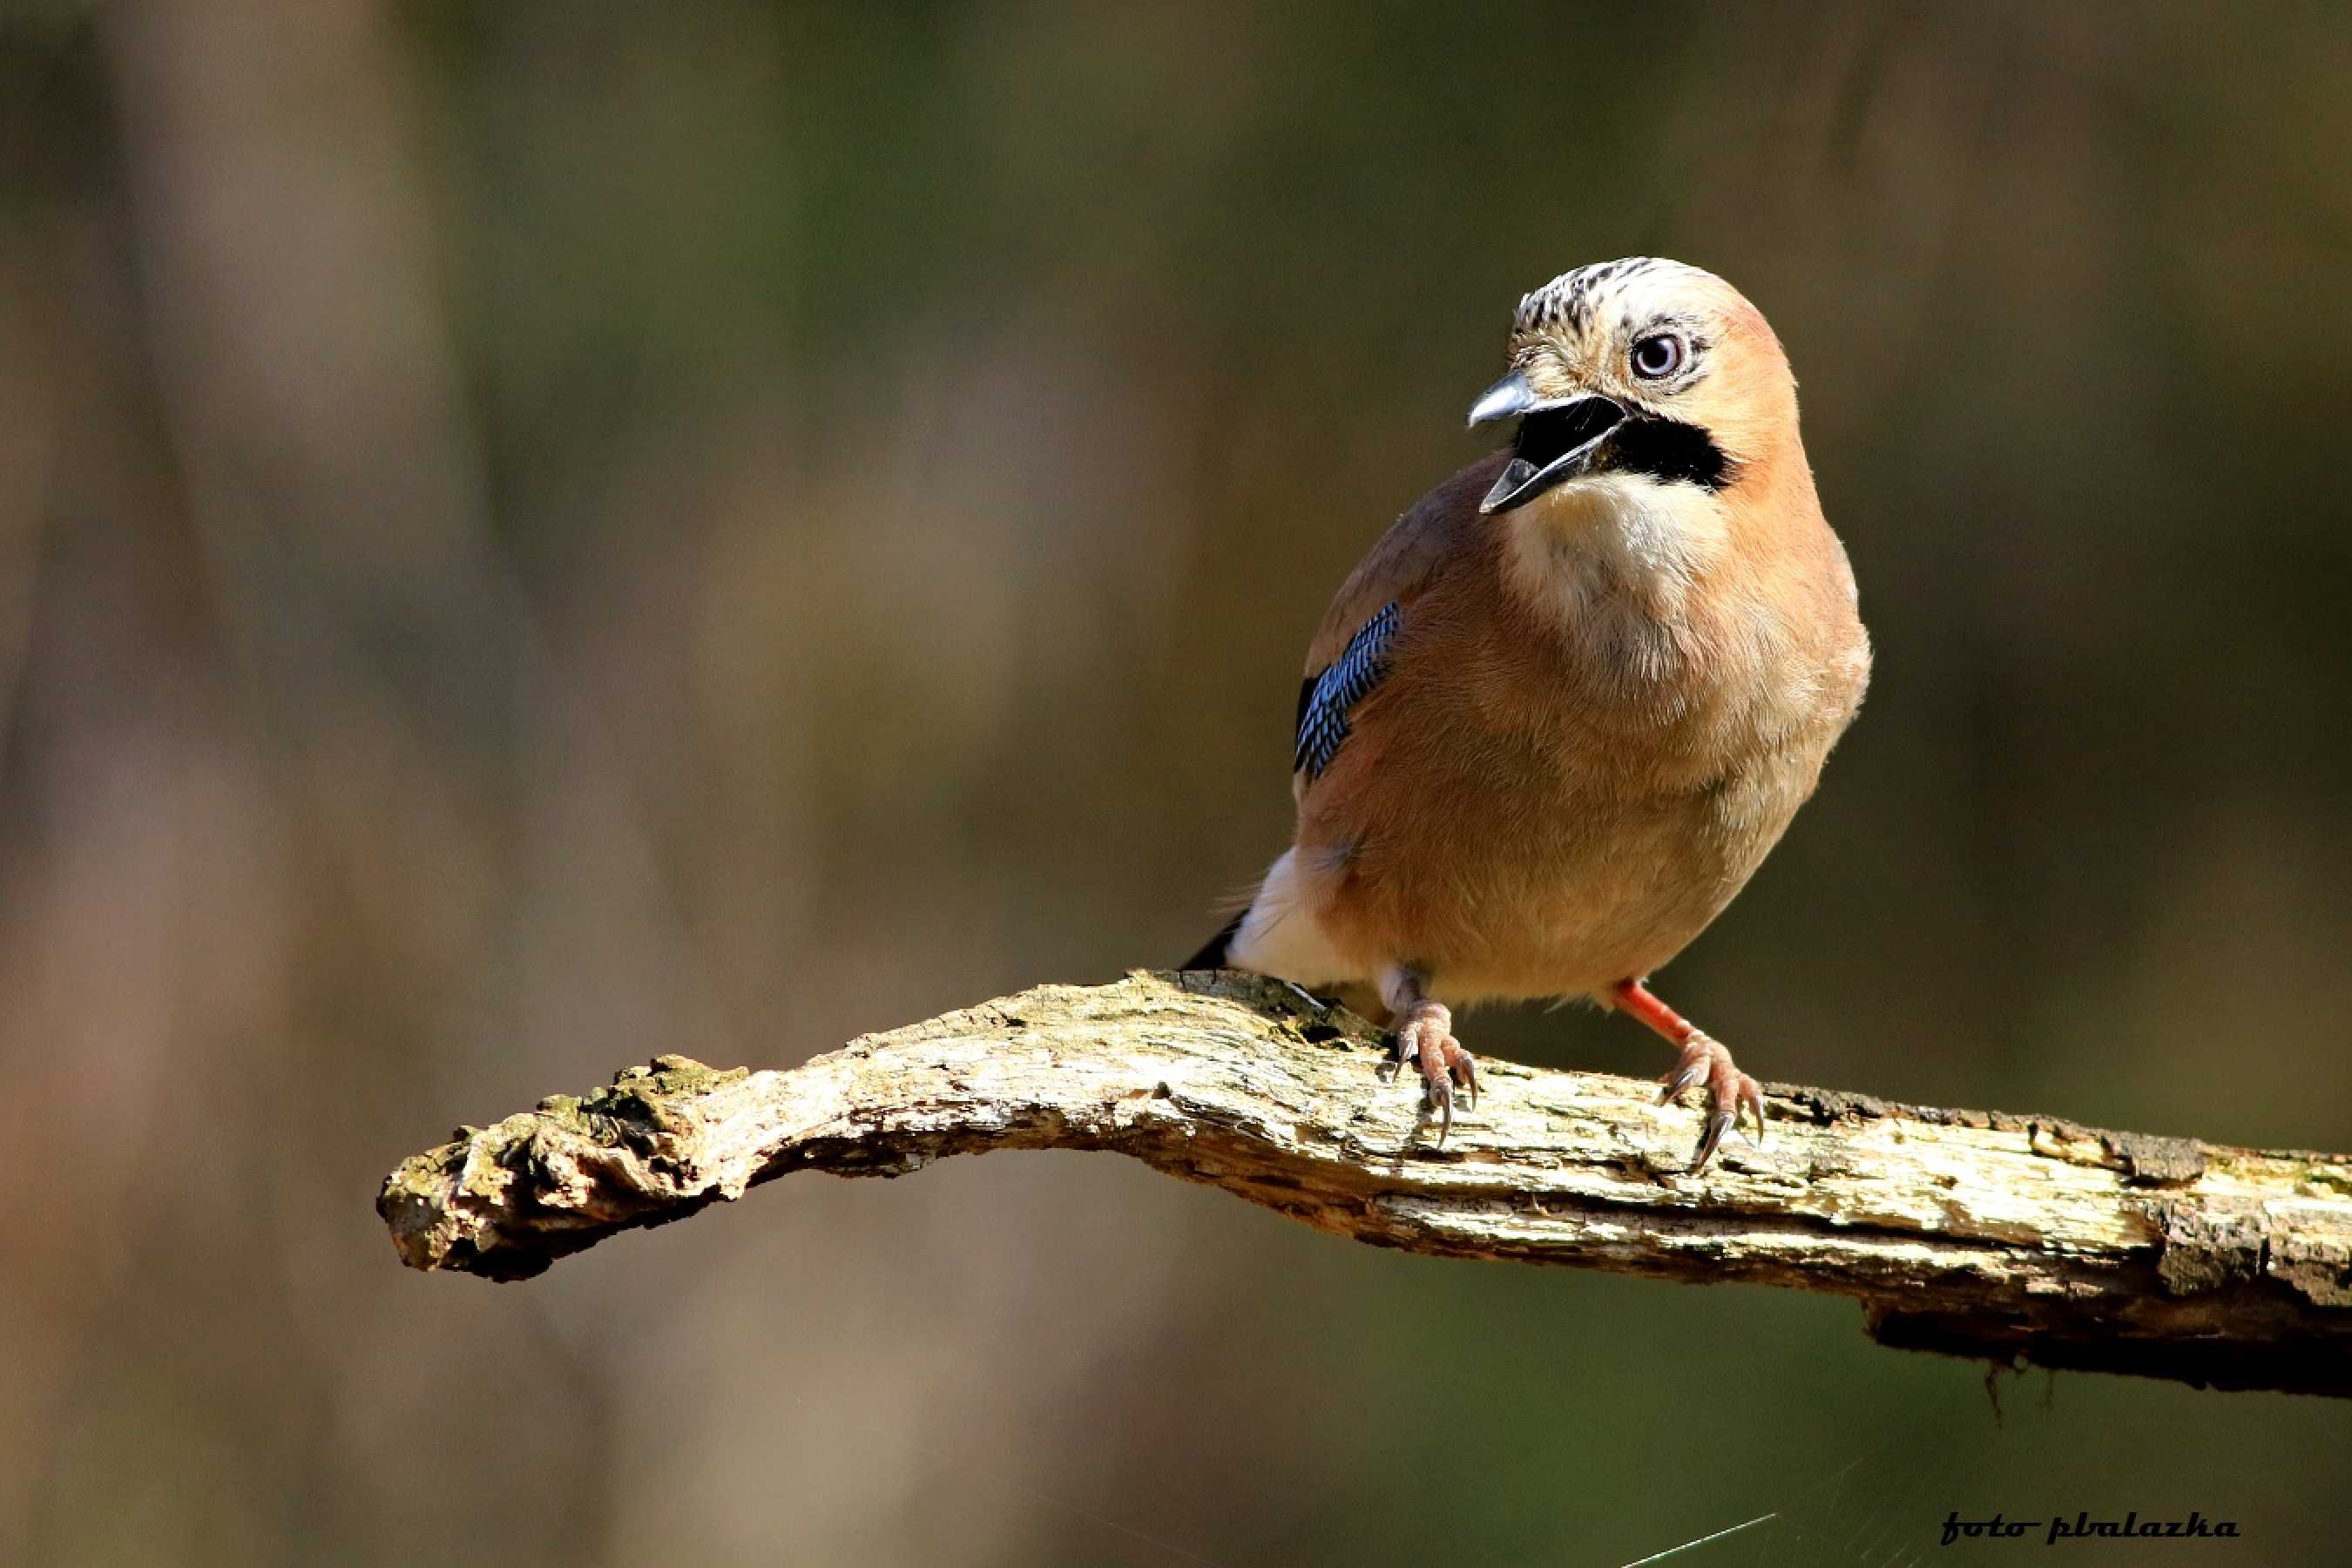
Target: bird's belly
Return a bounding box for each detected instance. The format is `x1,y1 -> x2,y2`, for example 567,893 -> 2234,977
1308,744 -> 1818,1004
1434,801 -> 1748,999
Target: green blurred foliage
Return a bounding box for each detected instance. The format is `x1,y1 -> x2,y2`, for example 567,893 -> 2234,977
1,1 -> 2348,1563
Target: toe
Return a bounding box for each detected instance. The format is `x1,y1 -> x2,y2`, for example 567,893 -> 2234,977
1415,1033 -> 1467,1144
1456,1051 -> 1479,1109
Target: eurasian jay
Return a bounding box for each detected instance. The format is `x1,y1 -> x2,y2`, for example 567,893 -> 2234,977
1187,258 -> 1870,1167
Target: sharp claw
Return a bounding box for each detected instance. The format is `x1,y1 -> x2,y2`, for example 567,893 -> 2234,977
1436,1081 -> 1453,1145
1694,1109 -> 1734,1170
1741,1081 -> 1766,1145
1461,1061 -> 1479,1109
1657,1064 -> 1702,1105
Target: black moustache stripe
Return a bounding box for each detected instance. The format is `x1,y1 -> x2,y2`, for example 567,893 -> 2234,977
1605,417 -> 1736,491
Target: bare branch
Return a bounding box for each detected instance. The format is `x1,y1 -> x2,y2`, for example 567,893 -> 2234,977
378,971 -> 2352,1397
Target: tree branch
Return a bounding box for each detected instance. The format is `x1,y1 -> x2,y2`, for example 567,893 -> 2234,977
378,971 -> 2352,1397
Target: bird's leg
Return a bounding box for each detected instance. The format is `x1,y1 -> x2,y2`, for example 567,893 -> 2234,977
1611,978 -> 1763,1169
1378,968 -> 1477,1143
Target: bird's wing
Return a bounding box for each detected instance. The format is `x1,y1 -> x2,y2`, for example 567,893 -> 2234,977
1294,602 -> 1399,779
1292,452 -> 1504,782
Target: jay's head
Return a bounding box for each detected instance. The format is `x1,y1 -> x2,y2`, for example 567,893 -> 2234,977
1468,259 -> 1799,517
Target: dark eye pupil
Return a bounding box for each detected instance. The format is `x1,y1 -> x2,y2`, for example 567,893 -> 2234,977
1634,335 -> 1680,376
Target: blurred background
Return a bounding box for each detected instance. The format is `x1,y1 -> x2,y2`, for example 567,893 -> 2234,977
2,1 -> 2349,1562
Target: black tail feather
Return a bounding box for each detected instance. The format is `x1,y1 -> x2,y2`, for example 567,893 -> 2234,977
1180,911 -> 1244,971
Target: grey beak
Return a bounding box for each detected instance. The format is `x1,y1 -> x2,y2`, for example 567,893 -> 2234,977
1466,368 -> 1540,429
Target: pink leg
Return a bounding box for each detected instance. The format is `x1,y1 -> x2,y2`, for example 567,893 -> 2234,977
1612,979 -> 1764,1170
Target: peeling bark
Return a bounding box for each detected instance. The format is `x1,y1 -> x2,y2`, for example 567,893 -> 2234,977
378,971 -> 2352,1396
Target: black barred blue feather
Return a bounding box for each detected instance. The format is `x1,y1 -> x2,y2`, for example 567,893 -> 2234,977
1294,601 -> 1399,779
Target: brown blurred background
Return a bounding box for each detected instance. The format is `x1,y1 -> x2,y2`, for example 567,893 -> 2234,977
3,1 -> 2349,1563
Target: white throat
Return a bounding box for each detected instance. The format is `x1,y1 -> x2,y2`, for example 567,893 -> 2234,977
1501,473 -> 1730,625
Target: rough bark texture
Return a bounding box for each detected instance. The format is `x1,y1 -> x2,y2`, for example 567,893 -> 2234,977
379,971 -> 2352,1396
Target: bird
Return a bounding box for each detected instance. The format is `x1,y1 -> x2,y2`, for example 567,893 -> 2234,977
1185,257 -> 1870,1167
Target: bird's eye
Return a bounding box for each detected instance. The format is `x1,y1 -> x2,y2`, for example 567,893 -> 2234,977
1630,333 -> 1686,380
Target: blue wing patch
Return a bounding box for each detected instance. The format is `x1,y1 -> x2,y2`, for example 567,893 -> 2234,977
1294,601 -> 1400,779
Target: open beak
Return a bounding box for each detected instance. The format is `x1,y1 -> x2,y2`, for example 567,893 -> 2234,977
1466,371 -> 1627,515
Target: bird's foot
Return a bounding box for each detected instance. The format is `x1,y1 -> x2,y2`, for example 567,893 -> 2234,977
1384,999 -> 1477,1143
1656,1030 -> 1763,1169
